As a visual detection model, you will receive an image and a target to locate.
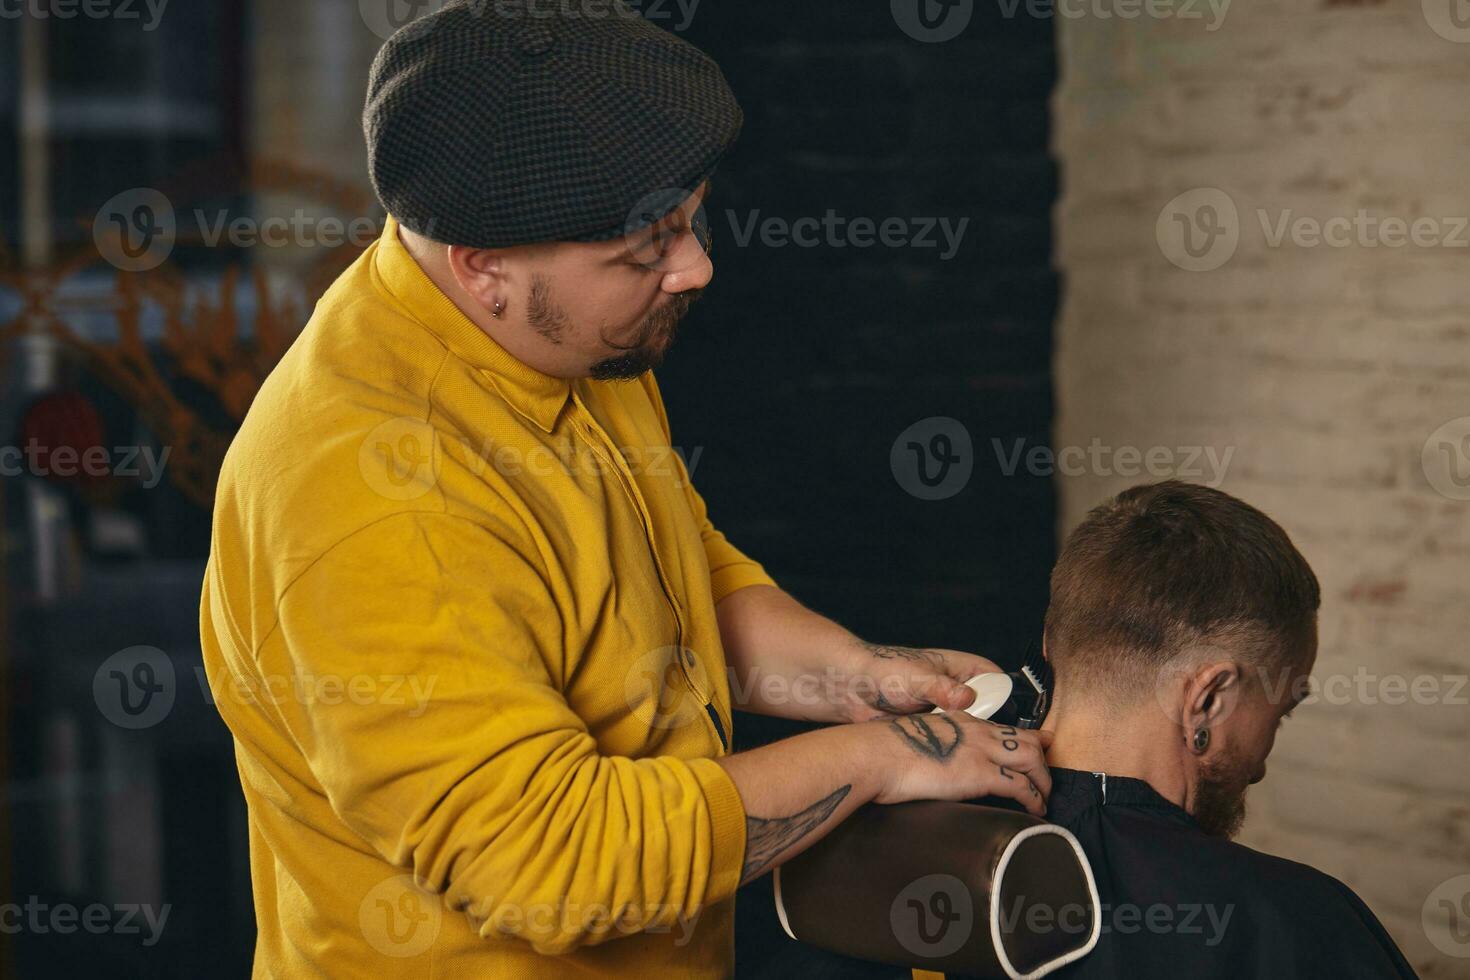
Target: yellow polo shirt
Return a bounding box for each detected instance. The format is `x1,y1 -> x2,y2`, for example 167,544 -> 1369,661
200,218 -> 773,978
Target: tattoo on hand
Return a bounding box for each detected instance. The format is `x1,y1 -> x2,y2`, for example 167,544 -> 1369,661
999,726 -> 1020,752
742,785 -> 851,883
869,687 -> 901,714
858,639 -> 942,667
999,764 -> 1040,797
889,715 -> 963,761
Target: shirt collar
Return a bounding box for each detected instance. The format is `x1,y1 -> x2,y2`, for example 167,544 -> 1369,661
1046,767 -> 1199,829
373,216 -> 572,433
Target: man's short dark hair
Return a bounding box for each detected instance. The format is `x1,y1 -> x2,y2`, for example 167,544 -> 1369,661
1043,481 -> 1321,694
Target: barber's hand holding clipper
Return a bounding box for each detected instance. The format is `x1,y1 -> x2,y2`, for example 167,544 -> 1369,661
837,639 -> 1055,812
714,586 -> 1055,885
874,710 -> 1053,814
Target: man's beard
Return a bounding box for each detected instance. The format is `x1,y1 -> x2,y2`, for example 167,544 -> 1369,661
590,288 -> 702,381
1192,752 -> 1252,839
524,276 -> 702,382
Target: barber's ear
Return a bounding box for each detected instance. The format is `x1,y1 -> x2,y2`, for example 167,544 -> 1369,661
446,245 -> 509,309
1184,662 -> 1242,743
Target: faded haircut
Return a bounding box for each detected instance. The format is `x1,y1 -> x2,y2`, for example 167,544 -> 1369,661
1043,481 -> 1320,698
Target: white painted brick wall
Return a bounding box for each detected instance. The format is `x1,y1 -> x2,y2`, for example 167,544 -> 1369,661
1055,3 -> 1470,975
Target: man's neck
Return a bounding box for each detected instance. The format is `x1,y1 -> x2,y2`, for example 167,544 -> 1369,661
1042,700 -> 1192,813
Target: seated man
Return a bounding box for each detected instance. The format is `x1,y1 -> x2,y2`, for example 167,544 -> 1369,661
927,480 -> 1416,979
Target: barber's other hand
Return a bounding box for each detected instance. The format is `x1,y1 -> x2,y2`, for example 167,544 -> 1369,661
840,642 -> 1000,722
871,712 -> 1054,817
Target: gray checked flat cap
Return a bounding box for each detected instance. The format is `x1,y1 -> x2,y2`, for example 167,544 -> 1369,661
363,0 -> 742,249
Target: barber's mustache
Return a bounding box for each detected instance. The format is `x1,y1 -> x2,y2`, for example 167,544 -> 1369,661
661,287 -> 703,322
603,289 -> 704,353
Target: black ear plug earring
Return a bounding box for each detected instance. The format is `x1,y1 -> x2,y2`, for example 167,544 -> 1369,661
1193,728 -> 1211,752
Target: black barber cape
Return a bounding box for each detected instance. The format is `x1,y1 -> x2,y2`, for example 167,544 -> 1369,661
1027,767 -> 1418,980
758,768 -> 1417,980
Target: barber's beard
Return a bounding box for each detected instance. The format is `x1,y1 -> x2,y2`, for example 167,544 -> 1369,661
1192,752 -> 1253,839
590,289 -> 702,381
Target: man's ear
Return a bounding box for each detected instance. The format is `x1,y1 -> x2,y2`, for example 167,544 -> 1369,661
1183,661 -> 1243,745
445,245 -> 509,311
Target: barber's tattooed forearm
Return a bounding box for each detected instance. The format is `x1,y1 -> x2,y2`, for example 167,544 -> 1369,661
858,640 -> 941,667
742,785 -> 851,883
850,640 -> 943,712
889,715 -> 963,761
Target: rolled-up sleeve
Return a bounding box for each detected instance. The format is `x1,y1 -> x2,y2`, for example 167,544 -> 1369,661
262,511 -> 747,954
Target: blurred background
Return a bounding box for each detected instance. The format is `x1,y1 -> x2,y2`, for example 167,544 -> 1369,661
0,0 -> 1467,977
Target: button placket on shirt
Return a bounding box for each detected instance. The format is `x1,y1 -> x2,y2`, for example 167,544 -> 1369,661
567,396 -> 714,712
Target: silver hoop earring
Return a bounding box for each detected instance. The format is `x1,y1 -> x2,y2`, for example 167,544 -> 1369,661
1193,728 -> 1210,752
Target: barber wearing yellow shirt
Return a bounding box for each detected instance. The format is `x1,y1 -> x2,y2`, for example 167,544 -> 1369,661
200,3 -> 1050,978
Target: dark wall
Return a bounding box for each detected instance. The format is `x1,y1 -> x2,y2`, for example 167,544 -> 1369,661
659,7 -> 1059,976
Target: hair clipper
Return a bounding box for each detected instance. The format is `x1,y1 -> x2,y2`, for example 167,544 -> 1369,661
932,642 -> 1052,729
